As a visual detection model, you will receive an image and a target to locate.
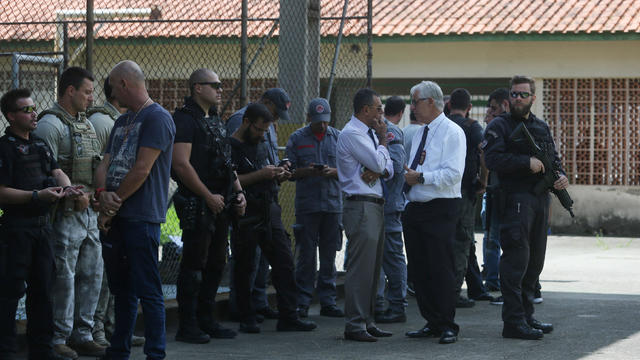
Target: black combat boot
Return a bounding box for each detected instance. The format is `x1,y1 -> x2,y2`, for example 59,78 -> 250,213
175,270 -> 211,344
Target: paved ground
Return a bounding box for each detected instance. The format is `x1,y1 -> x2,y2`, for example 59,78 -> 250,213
16,234 -> 640,359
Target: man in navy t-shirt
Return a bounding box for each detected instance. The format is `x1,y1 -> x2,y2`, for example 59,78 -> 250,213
95,60 -> 175,360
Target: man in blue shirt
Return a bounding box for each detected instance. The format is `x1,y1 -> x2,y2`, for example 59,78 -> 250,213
285,98 -> 343,318
95,60 -> 175,360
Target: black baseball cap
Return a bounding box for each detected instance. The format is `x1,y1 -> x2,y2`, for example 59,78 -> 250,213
262,88 -> 291,121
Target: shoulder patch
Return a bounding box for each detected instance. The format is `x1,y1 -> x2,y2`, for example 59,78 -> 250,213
486,130 -> 499,139
386,132 -> 395,142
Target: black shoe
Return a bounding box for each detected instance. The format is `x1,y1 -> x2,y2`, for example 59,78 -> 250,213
502,323 -> 544,340
344,330 -> 377,342
297,306 -> 309,318
201,322 -> 237,339
471,292 -> 495,301
239,321 -> 261,334
375,309 -> 407,323
320,305 -> 344,317
175,328 -> 211,344
439,329 -> 457,344
406,324 -> 441,338
527,318 -> 553,334
485,284 -> 501,292
276,318 -> 317,332
366,326 -> 392,337
456,296 -> 475,308
490,296 -> 504,305
256,307 -> 279,319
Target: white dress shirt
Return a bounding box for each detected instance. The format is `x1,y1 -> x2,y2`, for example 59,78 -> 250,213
337,115 -> 393,197
405,112 -> 466,202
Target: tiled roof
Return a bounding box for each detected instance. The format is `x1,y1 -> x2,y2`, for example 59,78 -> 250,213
1,0 -> 639,42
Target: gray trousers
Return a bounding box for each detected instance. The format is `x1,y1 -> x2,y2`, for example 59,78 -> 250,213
93,264 -> 115,337
51,207 -> 103,344
342,199 -> 385,333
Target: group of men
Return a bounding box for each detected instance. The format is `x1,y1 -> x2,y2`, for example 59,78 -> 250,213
0,62 -> 569,360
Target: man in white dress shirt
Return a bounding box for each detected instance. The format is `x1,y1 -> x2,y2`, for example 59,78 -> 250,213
337,88 -> 394,342
403,81 -> 466,344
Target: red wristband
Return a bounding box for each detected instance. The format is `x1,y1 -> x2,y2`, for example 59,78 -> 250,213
94,187 -> 106,200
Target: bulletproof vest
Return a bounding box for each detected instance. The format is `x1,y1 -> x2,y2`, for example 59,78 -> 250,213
2,135 -> 56,215
86,104 -> 120,121
37,109 -> 101,189
175,105 -> 233,186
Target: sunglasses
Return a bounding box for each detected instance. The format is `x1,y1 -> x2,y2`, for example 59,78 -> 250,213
197,82 -> 222,90
510,91 -> 532,99
14,105 -> 37,113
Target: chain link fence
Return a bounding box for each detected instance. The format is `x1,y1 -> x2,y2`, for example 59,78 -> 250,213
1,0 -> 371,314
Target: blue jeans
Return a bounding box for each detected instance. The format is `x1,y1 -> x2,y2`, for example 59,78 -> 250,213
482,194 -> 501,290
103,218 -> 166,360
294,212 -> 340,308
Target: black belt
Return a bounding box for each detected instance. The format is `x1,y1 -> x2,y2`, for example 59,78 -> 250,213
346,195 -> 385,205
0,215 -> 50,228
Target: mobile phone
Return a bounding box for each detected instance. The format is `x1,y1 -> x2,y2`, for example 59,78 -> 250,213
313,164 -> 325,170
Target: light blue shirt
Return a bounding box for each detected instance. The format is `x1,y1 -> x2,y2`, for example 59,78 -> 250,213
337,115 -> 393,198
383,118 -> 406,214
405,113 -> 466,202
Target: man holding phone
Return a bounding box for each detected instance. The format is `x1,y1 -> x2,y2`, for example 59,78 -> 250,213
285,98 -> 343,318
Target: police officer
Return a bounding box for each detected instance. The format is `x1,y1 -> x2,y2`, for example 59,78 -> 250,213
33,67 -> 106,359
0,88 -> 83,360
375,96 -> 408,323
171,69 -> 246,343
230,102 -> 316,334
483,75 -> 569,340
285,98 -> 343,318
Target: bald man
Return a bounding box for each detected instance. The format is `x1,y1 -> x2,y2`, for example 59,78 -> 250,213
171,68 -> 245,343
94,60 -> 176,360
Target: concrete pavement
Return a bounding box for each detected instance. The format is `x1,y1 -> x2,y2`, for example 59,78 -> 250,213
16,234 -> 640,359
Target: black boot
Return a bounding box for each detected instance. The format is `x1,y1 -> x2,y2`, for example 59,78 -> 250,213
175,270 -> 210,344
197,264 -> 237,339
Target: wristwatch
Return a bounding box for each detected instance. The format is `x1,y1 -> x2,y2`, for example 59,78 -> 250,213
417,173 -> 425,184
31,190 -> 39,203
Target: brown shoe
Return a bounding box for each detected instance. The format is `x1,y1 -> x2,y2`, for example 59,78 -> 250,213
70,340 -> 106,357
53,344 -> 79,360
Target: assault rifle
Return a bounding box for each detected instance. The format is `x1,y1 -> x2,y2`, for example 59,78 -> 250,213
509,123 -> 575,218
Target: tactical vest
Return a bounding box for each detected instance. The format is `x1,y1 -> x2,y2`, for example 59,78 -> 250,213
37,109 -> 101,190
175,105 -> 233,186
87,104 -> 120,120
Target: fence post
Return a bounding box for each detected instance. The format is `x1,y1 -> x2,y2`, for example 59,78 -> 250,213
366,0 -> 372,88
240,0 -> 248,107
86,0 -> 94,73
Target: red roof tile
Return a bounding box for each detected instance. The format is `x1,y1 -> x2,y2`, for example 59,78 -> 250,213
1,0 -> 639,42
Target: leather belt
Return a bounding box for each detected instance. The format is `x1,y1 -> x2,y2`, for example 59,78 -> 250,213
346,195 -> 385,205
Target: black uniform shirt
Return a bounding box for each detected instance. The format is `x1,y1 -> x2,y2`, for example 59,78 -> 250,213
229,137 -> 277,204
172,97 -> 235,196
450,113 -> 484,195
0,128 -> 59,216
483,112 -> 564,192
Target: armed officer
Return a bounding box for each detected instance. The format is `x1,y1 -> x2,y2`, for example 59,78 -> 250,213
0,88 -> 83,360
230,102 -> 317,334
171,68 -> 246,344
483,75 -> 569,340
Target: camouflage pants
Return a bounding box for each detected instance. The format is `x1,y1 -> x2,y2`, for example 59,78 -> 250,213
453,194 -> 477,296
93,263 -> 115,337
51,207 -> 103,345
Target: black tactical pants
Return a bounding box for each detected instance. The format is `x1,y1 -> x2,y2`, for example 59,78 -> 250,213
0,219 -> 56,359
233,202 -> 297,323
499,192 -> 550,326
177,214 -> 230,320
